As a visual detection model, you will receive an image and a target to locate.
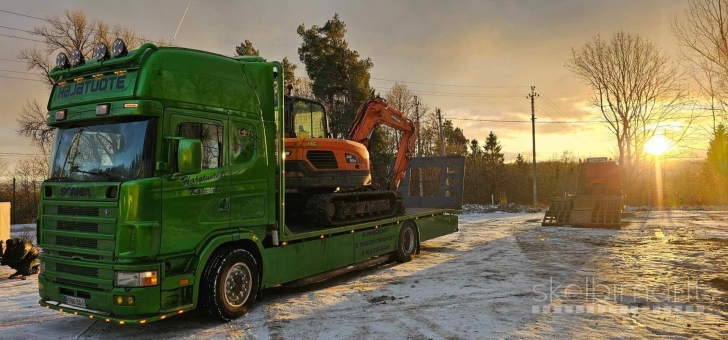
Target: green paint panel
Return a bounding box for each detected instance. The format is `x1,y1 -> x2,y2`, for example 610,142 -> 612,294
354,225 -> 400,262
417,214 -> 459,242
262,233 -> 354,287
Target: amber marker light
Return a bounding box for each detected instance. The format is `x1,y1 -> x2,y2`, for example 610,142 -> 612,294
180,278 -> 189,285
119,321 -> 125,325
140,320 -> 147,324
178,310 -> 184,314
160,315 -> 166,320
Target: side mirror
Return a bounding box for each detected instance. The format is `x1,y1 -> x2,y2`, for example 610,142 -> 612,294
176,138 -> 202,176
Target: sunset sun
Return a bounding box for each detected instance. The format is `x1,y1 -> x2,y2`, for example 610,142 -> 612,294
645,134 -> 671,156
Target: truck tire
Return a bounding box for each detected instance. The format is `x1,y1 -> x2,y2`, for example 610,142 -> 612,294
199,248 -> 259,321
394,220 -> 417,263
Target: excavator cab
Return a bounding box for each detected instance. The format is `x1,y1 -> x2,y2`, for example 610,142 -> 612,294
284,96 -> 330,139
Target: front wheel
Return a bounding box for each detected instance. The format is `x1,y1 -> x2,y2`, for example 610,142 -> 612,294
394,220 -> 418,263
200,248 -> 259,321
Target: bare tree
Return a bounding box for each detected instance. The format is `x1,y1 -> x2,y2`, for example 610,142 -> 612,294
17,100 -> 55,154
672,0 -> 728,129
16,9 -> 168,154
566,31 -> 691,191
292,77 -> 315,99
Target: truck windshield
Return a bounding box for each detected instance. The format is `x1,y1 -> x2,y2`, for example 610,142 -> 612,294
49,118 -> 156,182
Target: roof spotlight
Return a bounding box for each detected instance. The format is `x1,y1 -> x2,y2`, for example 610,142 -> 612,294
70,48 -> 85,67
95,42 -> 110,62
56,52 -> 70,70
111,38 -> 128,58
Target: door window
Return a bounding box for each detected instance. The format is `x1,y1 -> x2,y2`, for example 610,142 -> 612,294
175,122 -> 223,170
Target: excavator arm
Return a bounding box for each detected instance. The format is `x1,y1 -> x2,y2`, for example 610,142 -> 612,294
347,97 -> 418,192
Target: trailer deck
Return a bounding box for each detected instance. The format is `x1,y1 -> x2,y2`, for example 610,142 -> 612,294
283,208 -> 458,241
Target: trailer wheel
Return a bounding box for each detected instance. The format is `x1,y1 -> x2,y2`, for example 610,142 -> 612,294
200,248 -> 259,321
395,220 -> 417,263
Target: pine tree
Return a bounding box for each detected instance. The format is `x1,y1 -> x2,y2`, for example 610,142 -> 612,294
234,40 -> 260,56
702,124 -> 728,203
483,131 -> 504,166
297,14 -> 373,137
483,131 -> 505,204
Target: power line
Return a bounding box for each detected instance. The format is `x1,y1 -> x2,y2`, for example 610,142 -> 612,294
0,33 -> 43,43
0,9 -> 44,21
0,24 -> 32,34
0,68 -> 35,75
446,117 -> 602,123
370,77 -> 529,88
0,58 -> 24,63
0,9 -> 171,46
0,74 -> 42,82
537,91 -> 604,145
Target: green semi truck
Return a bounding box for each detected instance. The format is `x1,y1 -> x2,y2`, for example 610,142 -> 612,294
36,40 -> 461,324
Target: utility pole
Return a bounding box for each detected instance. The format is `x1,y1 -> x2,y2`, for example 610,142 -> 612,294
436,108 -> 445,156
12,178 -> 15,224
527,86 -> 539,206
414,96 -> 423,196
414,96 -> 421,156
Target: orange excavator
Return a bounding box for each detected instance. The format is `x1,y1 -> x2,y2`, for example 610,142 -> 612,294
283,93 -> 418,226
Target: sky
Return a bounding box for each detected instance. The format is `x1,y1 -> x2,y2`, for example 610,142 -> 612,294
0,0 -> 705,168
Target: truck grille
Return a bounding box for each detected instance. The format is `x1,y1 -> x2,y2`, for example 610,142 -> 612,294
307,150 -> 338,169
58,251 -> 101,261
56,278 -> 99,289
57,206 -> 99,217
56,263 -> 99,278
56,236 -> 98,249
57,221 -> 99,233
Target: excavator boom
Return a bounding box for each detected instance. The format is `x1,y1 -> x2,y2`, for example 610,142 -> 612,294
348,98 -> 418,192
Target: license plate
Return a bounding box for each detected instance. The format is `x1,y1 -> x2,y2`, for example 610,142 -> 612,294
64,296 -> 86,309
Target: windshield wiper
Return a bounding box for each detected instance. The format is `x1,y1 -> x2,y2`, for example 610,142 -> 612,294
70,169 -> 120,182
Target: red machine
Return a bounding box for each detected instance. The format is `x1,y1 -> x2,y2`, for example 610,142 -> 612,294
542,158 -> 624,227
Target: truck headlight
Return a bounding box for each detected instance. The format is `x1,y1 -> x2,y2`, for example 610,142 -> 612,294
115,271 -> 158,287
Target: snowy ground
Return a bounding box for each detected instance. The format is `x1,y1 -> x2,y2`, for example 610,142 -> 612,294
1,211 -> 728,339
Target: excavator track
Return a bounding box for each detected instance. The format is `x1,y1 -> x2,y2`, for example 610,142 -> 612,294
306,190 -> 398,227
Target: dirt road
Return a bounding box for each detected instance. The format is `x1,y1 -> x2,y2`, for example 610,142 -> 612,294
1,211 -> 727,339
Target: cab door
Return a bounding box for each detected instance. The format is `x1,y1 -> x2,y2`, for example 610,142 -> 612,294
229,117 -> 268,227
161,109 -> 230,254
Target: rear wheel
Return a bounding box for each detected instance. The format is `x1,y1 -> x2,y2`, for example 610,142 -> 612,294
395,220 -> 418,263
200,248 -> 259,321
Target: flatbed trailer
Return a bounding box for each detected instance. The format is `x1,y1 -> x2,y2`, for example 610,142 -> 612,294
36,42 -> 461,324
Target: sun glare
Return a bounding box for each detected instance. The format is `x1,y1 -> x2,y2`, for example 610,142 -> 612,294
645,135 -> 671,156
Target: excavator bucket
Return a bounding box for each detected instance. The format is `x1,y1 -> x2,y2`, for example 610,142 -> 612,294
542,195 -> 622,228
542,197 -> 571,226
542,158 -> 623,228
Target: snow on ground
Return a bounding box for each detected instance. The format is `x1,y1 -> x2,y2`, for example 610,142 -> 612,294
1,212 -> 728,339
